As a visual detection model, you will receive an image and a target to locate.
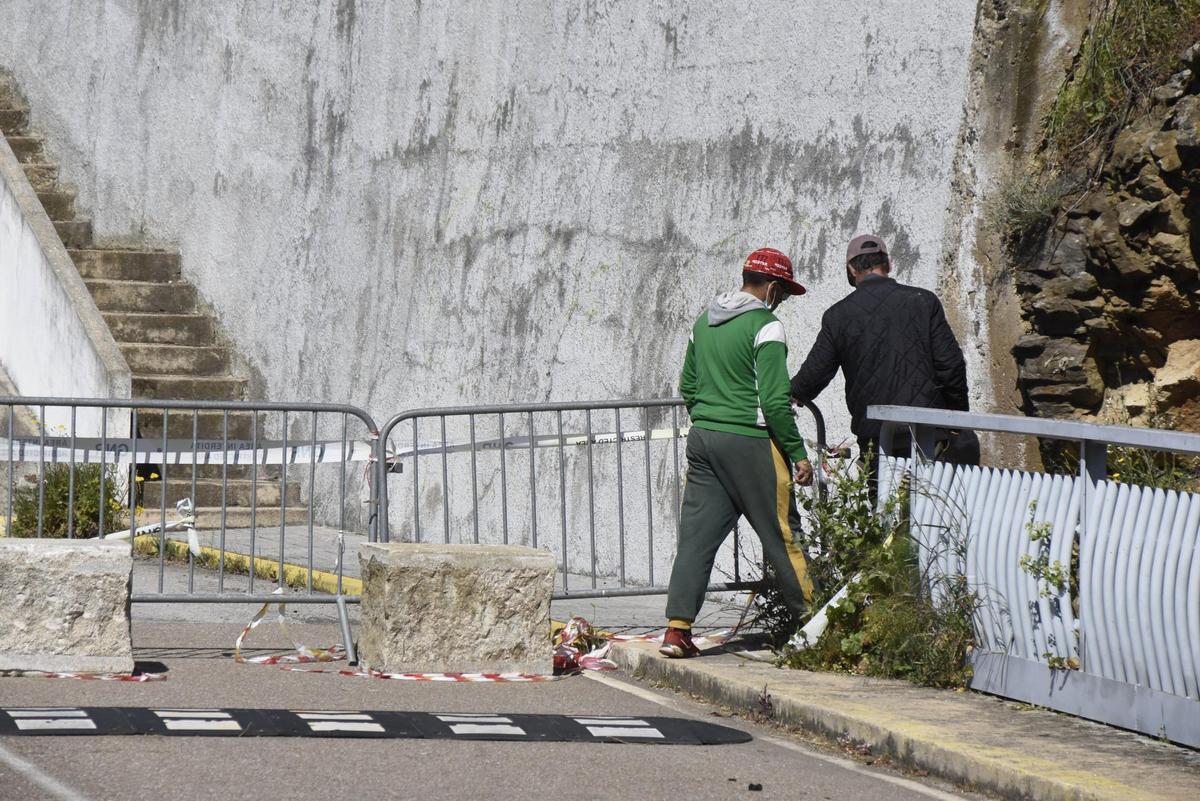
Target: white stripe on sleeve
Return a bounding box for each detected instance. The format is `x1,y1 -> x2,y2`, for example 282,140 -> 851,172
753,320 -> 786,348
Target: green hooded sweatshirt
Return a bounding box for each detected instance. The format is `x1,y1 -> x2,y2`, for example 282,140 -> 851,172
679,291 -> 808,463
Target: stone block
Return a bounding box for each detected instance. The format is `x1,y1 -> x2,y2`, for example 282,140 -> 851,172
358,543 -> 555,675
0,540 -> 133,674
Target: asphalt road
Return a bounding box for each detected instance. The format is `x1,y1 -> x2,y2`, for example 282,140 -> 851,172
0,620 -> 979,801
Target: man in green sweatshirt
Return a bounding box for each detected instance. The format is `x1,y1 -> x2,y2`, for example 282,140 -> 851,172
662,248 -> 815,658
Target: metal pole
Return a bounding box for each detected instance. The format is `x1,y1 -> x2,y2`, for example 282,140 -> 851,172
528,410 -> 537,549
585,409 -> 596,588
336,595 -> 357,665
412,418 -> 420,542
615,407 -> 626,587
278,411 -> 288,588
36,404 -> 45,538
98,411 -> 106,541
66,406 -> 76,539
557,410 -> 568,592
191,410 -> 199,593
499,412 -> 509,544
158,409 -> 169,593
643,405 -> 654,586
248,411 -> 258,592
441,414 -> 450,544
214,410 -> 228,590
469,414 -> 479,544
308,411 -> 317,592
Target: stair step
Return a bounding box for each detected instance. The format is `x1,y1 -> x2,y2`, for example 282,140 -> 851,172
38,190 -> 75,220
22,163 -> 58,192
142,478 -> 298,507
103,312 -> 215,346
136,408 -> 259,440
70,249 -> 181,281
85,278 -> 196,313
119,343 -> 229,375
53,219 -> 92,248
132,374 -> 247,401
194,506 -> 310,530
0,107 -> 28,134
6,134 -> 45,163
0,75 -> 19,107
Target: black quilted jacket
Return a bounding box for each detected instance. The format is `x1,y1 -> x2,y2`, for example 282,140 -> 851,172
790,275 -> 968,446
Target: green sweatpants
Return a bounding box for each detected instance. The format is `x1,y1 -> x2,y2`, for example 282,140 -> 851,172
665,426 -> 815,626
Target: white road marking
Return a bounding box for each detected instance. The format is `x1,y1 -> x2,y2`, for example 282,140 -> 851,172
583,671 -> 972,801
8,710 -> 88,718
444,723 -> 526,736
306,721 -> 386,733
296,713 -> 374,721
153,710 -> 231,718
585,726 -> 664,739
14,719 -> 97,731
162,719 -> 242,731
435,715 -> 525,736
0,741 -> 91,801
572,718 -> 651,726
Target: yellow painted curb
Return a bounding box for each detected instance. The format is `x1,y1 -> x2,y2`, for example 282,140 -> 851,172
132,535 -> 363,596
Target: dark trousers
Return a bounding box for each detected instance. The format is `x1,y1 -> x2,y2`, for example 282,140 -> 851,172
665,427 -> 814,626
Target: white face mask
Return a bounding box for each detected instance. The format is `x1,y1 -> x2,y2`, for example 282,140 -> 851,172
767,282 -> 783,311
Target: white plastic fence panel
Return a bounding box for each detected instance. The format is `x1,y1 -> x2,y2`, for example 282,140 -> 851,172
1083,481 -> 1200,700
902,461 -> 1080,665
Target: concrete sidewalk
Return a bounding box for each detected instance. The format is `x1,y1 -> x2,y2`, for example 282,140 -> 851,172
611,641 -> 1200,801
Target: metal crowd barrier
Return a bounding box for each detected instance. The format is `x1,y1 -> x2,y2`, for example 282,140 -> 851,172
870,404 -> 1200,748
378,398 -> 825,600
1,396 -> 379,659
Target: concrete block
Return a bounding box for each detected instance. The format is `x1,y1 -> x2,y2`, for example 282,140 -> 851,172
0,539 -> 133,674
358,543 -> 555,675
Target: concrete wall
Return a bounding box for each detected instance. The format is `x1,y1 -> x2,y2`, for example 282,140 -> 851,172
0,1 -> 989,571
0,134 -> 129,433
0,1 -> 982,430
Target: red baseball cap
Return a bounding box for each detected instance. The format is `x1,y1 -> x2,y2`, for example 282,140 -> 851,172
743,248 -> 806,295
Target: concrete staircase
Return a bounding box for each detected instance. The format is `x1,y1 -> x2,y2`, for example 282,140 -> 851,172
0,75 -> 306,530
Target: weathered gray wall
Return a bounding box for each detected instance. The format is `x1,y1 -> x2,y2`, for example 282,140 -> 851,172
0,0 -> 983,444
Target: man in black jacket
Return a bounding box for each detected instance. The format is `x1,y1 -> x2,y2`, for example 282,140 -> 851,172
790,234 -> 973,485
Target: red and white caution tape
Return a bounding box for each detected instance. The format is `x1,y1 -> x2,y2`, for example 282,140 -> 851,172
0,670 -> 166,681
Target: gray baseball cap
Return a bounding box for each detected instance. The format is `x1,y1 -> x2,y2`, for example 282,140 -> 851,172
846,234 -> 889,262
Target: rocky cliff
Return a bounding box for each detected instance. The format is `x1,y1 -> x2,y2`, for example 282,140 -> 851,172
1016,43 -> 1200,429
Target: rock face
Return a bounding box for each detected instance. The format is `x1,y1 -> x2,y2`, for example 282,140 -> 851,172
358,543 -> 555,675
0,539 -> 133,674
1015,43 -> 1200,428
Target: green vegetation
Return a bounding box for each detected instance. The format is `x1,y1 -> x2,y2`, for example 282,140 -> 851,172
983,170 -> 1065,251
10,464 -> 126,538
753,457 -> 980,689
1045,0 -> 1200,166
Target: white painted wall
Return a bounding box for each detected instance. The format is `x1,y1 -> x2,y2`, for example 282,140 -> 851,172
0,136 -> 129,433
0,1 -> 983,576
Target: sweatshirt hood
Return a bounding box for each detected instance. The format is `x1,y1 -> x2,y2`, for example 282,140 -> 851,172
708,291 -> 768,325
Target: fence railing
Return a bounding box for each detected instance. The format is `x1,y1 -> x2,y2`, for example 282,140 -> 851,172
1,396 -> 379,658
870,404 -> 1200,749
378,398 -> 825,600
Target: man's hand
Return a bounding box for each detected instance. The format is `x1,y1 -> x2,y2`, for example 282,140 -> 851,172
793,458 -> 814,487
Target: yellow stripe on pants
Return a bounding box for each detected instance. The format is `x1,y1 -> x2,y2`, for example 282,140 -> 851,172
771,442 -> 815,604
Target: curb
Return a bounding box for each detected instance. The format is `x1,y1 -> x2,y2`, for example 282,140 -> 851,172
132,535 -> 363,596
610,642 -> 1193,801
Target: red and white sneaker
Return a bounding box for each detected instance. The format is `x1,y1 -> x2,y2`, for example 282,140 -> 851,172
659,627 -> 701,658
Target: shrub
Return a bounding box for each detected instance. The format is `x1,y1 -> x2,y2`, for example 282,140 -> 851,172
1045,0 -> 1200,168
983,169 -> 1066,253
753,455 -> 980,688
10,464 -> 126,538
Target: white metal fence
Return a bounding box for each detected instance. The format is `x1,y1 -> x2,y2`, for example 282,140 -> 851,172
873,405 -> 1200,748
